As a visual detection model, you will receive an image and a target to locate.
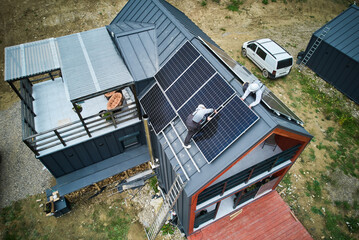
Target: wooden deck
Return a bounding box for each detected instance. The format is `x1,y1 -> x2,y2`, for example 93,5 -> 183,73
188,191 -> 312,240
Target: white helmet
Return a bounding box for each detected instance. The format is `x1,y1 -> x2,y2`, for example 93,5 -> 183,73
249,83 -> 260,92
197,104 -> 205,109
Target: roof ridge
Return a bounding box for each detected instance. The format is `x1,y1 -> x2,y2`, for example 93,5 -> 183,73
153,0 -> 195,40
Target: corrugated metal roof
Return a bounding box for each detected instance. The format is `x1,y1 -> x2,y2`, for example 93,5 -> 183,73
107,22 -> 158,81
57,27 -> 134,102
315,5 -> 359,62
4,38 -> 60,81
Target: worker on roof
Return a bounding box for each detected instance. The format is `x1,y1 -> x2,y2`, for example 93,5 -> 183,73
241,82 -> 263,108
183,104 -> 217,149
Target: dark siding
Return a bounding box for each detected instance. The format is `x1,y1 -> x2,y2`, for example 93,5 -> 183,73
306,38 -> 359,103
304,5 -> 359,103
83,141 -> 102,163
40,155 -> 65,178
74,144 -> 94,166
39,122 -> 144,178
63,148 -> 84,170
155,140 -> 191,235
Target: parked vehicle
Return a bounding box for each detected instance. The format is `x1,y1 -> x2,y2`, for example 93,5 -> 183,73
242,38 -> 293,79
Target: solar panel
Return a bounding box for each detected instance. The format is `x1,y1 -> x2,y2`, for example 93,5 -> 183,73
140,83 -> 176,134
177,73 -> 235,122
155,41 -> 200,91
262,88 -> 303,125
193,96 -> 259,163
166,56 -> 216,110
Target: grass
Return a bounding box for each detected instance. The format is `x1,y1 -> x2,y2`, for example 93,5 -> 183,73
311,206 -> 324,216
0,193 -> 134,240
308,148 -> 316,161
227,0 -> 243,12
281,173 -> 292,186
161,223 -> 175,235
269,69 -> 359,239
324,211 -> 352,239
305,179 -> 321,199
149,176 -> 159,193
295,70 -> 359,177
334,200 -> 351,211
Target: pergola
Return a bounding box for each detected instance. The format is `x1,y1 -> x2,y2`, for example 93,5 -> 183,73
4,27 -> 141,155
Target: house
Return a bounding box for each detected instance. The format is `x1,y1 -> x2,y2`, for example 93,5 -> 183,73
4,0 -> 312,238
301,4 -> 359,104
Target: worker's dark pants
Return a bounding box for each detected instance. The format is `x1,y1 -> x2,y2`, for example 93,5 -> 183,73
184,114 -> 201,146
243,82 -> 249,92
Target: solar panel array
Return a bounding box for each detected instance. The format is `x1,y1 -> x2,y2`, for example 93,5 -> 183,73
177,73 -> 235,123
140,41 -> 260,163
194,96 -> 259,162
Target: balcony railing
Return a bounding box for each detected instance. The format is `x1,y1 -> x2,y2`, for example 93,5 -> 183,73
23,102 -> 139,156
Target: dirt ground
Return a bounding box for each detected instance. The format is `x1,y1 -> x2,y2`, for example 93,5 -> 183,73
1,0 -> 358,239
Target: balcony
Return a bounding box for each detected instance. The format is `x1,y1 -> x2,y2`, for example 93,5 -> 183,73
20,76 -> 140,156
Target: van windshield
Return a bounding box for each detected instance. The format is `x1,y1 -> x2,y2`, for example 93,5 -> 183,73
277,58 -> 293,69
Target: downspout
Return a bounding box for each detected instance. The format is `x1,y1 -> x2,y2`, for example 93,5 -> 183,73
143,114 -> 154,169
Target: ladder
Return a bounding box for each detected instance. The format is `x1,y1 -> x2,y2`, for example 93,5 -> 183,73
298,26 -> 330,71
145,175 -> 186,240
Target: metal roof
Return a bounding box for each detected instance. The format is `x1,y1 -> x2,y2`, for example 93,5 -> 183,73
111,0 -> 214,67
117,0 -> 312,196
141,39 -> 310,196
57,27 -> 134,102
159,0 -> 218,47
4,38 -> 60,81
315,4 -> 359,62
107,22 -> 158,81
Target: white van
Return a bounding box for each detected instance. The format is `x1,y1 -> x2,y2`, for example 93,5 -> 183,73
242,39 -> 293,79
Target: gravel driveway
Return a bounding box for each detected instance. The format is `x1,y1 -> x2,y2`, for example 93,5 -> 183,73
0,101 -> 52,209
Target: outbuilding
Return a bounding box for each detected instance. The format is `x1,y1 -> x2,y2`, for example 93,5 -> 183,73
302,4 -> 359,104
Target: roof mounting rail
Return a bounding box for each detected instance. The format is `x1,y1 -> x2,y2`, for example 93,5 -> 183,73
162,131 -> 190,181
170,122 -> 200,173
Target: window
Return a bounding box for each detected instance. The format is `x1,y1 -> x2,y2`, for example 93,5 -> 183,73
123,135 -> 139,148
277,58 -> 293,69
248,43 -> 257,52
194,203 -> 218,228
233,183 -> 261,208
197,144 -> 301,205
118,131 -> 141,150
256,47 -> 267,60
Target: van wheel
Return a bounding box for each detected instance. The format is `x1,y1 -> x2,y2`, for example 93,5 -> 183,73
242,49 -> 247,57
262,69 -> 269,78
